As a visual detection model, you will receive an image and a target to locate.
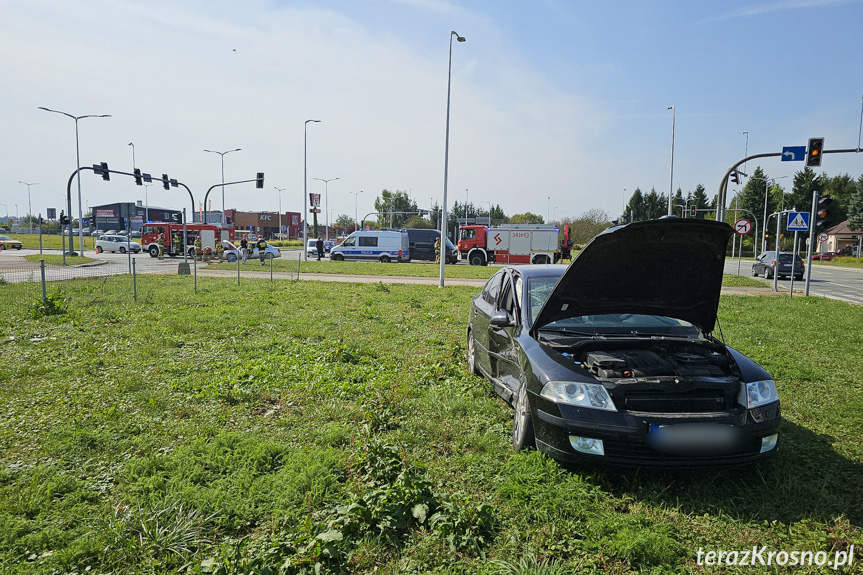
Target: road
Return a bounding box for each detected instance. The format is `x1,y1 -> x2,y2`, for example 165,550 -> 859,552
724,257 -> 863,305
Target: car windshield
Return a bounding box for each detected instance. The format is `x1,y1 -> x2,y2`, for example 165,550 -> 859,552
0,236 -> 13,241
527,275 -> 699,336
445,238 -> 456,249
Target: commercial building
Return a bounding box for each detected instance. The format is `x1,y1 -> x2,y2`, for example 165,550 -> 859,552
90,201 -> 181,232
224,210 -> 302,239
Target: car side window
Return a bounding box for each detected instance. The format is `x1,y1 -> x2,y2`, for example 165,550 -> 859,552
358,236 -> 378,247
342,237 -> 356,247
483,271 -> 503,304
499,276 -> 514,315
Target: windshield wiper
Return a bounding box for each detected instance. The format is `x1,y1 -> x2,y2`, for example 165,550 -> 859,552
538,328 -> 605,338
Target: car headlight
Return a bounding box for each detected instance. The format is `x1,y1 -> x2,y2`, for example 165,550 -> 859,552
738,380 -> 779,409
540,381 -> 617,411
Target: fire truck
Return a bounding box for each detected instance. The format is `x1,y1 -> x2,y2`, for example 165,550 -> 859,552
457,224 -> 560,266
141,222 -> 234,258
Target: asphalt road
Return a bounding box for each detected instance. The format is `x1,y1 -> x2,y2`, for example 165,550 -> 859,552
724,257 -> 863,305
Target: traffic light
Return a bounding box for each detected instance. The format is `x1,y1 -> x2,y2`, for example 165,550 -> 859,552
134,168 -> 143,186
256,172 -> 265,189
59,211 -> 68,225
806,137 -> 824,167
730,171 -> 740,185
100,162 -> 110,181
162,174 -> 170,190
689,205 -> 697,217
816,194 -> 833,229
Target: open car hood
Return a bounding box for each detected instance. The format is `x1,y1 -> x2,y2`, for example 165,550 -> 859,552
532,219 -> 733,334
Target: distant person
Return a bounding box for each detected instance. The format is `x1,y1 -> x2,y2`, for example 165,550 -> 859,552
240,237 -> 248,263
434,237 -> 441,264
157,233 -> 165,260
257,235 -> 267,265
315,236 -> 324,261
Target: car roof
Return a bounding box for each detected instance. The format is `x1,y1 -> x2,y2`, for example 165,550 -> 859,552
503,264 -> 568,279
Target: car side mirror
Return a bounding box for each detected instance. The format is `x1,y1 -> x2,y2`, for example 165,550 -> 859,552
490,310 -> 514,327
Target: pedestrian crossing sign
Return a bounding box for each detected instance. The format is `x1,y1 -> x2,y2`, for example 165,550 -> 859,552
787,211 -> 810,231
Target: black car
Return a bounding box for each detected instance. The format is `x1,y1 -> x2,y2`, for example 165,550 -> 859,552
752,251 -> 805,280
467,219 -> 780,467
405,228 -> 458,264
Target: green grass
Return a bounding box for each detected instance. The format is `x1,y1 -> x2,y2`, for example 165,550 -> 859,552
9,234 -> 97,250
720,274 -> 767,287
1,276 -> 862,573
23,254 -> 98,266
813,257 -> 863,269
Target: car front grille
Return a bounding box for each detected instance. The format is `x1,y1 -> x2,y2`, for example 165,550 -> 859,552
602,437 -> 763,466
622,390 -> 729,413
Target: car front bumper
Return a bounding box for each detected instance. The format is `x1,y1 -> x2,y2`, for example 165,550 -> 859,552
533,398 -> 781,468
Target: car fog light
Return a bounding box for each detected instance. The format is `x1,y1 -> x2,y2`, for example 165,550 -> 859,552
760,434 -> 779,453
569,435 -> 604,456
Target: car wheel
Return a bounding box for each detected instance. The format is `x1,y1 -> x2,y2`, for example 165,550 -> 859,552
467,329 -> 479,375
512,384 -> 535,451
332,253 -> 344,261
119,247 -> 127,254
148,245 -> 159,258
96,246 -> 103,254
469,252 -> 486,266
795,275 -> 803,281
762,269 -> 770,279
751,267 -> 758,276
265,253 -> 274,260
533,255 -> 549,265
380,255 -> 391,263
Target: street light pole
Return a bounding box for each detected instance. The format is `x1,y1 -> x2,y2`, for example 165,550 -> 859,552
350,190 -> 364,232
313,177 -> 340,242
547,196 -> 550,223
465,188 -> 469,225
18,181 -> 38,235
39,106 -> 111,254
667,105 -> 675,216
440,30 -> 466,288
142,184 -> 151,223
304,120 -> 321,260
203,148 -> 242,224
274,187 -> 285,239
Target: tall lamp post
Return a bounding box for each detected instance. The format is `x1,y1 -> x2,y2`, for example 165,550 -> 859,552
313,177 -> 340,242
39,106 -> 111,254
18,181 -> 38,235
667,105 -> 675,216
142,184 -> 151,223
350,190 -> 363,232
440,30 -> 466,288
203,148 -> 241,224
274,187 -> 285,239
304,120 -> 321,260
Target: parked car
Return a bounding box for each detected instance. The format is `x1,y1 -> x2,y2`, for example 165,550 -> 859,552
306,239 -> 321,258
811,252 -> 834,261
467,219 -> 780,467
405,228 -> 458,264
0,235 -> 23,250
90,229 -> 102,236
752,251 -> 805,280
222,240 -> 280,262
329,230 -> 410,263
95,235 -> 141,254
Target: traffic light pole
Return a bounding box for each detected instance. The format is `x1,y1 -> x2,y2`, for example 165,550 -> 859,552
716,148 -> 862,222
804,191 -> 819,296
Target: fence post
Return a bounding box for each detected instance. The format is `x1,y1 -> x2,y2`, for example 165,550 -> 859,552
270,255 -> 273,283
40,259 -> 47,304
237,250 -> 241,286
297,253 -> 301,280
193,254 -> 197,293
132,257 -> 137,302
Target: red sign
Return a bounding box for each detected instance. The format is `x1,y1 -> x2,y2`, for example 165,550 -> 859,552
493,233 -> 503,245
734,219 -> 752,235
95,209 -> 114,217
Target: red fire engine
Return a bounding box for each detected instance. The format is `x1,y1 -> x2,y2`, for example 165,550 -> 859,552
141,222 -> 234,258
457,224 -> 560,266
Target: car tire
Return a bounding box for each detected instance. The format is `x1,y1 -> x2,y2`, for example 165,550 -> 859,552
96,246 -> 103,254
795,275 -> 803,281
469,252 -> 486,267
467,329 -> 479,375
512,384 -> 536,451
15,246 -> 22,250
380,255 -> 391,263
533,255 -> 549,265
265,253 -> 274,260
119,247 -> 127,254
751,267 -> 758,276
148,245 -> 159,258
762,269 -> 770,279
332,253 -> 344,261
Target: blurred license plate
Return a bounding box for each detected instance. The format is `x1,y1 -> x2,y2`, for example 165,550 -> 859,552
646,423 -> 744,455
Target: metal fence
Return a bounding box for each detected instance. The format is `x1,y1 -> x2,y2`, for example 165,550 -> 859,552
0,251 -> 303,315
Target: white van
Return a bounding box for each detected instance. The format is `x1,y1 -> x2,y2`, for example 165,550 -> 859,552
329,230 -> 410,263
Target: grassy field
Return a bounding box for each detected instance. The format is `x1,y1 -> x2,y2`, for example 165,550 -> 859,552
9,234 -> 97,250
23,254 -> 98,266
1,276 -> 861,574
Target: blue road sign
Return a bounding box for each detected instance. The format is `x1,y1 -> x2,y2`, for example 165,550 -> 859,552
782,146 -> 806,161
787,211 -> 810,231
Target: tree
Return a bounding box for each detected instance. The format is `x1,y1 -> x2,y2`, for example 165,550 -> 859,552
488,204 -> 508,225
562,209 -> 611,245
671,188 -> 684,216
736,167 -> 774,234
403,215 -> 434,229
847,175 -> 863,232
334,214 -> 356,234
690,184 -> 710,219
373,189 -> 418,229
510,212 -> 545,224
643,188 -> 667,220
624,188 -> 646,222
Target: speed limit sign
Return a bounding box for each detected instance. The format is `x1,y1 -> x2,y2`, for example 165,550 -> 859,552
819,232 -> 828,242
734,219 -> 752,235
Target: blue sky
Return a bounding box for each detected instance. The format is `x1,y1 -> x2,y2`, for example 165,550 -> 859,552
1,0 -> 861,224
